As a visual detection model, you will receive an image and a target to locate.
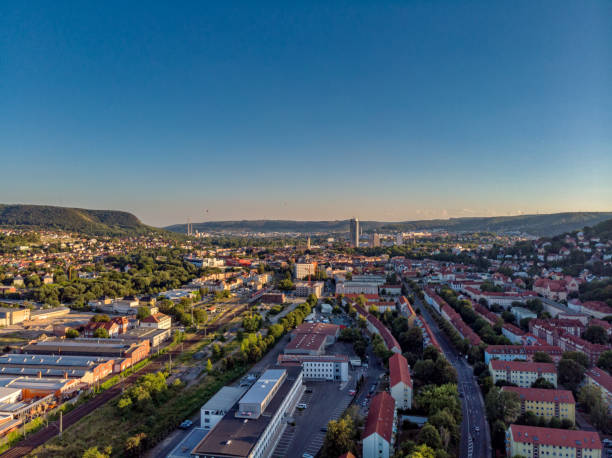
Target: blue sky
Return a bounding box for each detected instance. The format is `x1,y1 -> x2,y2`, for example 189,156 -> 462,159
1,1 -> 611,226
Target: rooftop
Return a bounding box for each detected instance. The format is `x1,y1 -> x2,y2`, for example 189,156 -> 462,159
202,386 -> 247,413
490,360 -> 556,374
363,392 -> 395,443
285,333 -> 326,352
389,353 -> 412,388
191,366 -> 301,458
502,386 -> 574,404
238,368 -> 286,409
509,424 -> 601,449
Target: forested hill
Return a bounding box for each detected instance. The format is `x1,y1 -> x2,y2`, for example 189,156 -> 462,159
0,204 -> 157,236
165,212 -> 612,237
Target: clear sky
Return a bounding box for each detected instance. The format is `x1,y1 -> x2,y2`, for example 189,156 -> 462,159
1,1 -> 611,227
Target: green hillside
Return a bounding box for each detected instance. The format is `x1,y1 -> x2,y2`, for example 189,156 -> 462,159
166,212 -> 612,237
0,204 -> 157,236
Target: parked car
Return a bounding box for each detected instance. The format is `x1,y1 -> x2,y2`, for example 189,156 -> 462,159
179,420 -> 193,429
297,403 -> 308,409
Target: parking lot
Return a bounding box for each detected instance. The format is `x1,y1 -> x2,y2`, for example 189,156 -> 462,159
272,380 -> 356,458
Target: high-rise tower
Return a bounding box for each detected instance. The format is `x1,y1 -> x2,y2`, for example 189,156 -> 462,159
350,218 -> 360,247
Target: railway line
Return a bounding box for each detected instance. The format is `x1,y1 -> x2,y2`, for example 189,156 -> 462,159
0,303 -> 248,457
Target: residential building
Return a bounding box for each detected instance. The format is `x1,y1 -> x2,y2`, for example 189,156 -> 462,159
502,386 -> 575,422
489,360 -> 557,388
362,392 -> 396,458
389,353 -> 412,410
140,312 -> 172,330
484,345 -> 563,364
505,424 -> 601,458
294,263 -> 317,280
584,367 -> 612,413
294,281 -> 323,298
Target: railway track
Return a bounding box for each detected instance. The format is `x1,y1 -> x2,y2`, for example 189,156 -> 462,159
0,303 -> 248,457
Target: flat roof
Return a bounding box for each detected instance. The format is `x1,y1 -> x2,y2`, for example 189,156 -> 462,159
0,376 -> 76,391
202,386 -> 247,412
239,369 -> 286,406
191,366 -> 301,457
168,427 -> 208,458
0,354 -> 111,367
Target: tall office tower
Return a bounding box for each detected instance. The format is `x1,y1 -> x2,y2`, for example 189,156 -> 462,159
350,218 -> 360,247
396,233 -> 403,245
306,236 -> 311,250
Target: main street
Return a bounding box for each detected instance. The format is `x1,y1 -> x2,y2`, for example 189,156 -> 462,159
406,285 -> 492,458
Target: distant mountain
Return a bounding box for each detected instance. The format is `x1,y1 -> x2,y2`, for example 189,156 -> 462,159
0,204 -> 158,236
165,212 -> 612,237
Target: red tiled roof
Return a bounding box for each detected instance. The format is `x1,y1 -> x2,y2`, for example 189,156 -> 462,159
141,312 -> 169,323
490,360 -> 556,374
585,367 -> 612,394
502,386 -> 574,404
293,322 -> 339,337
509,424 -> 601,450
389,353 -> 412,388
363,392 -> 395,443
582,301 -> 612,314
285,333 -> 326,351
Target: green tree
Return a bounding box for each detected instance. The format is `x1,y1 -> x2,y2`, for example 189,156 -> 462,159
137,306 -> 151,320
206,359 -> 213,373
93,328 -> 109,338
320,417 -> 356,458
417,423 -> 442,449
582,326 -> 608,344
485,386 -> 520,424
531,377 -> 555,389
405,444 -> 436,458
597,350 -> 612,372
533,352 -> 553,363
558,358 -> 585,392
82,447 -> 110,458
91,314 -> 110,323
562,351 -> 589,368
278,278 -> 294,291
65,329 -> 79,339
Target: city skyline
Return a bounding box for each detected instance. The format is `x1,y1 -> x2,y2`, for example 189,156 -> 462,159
1,1 -> 611,226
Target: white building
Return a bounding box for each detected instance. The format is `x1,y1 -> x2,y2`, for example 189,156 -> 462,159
489,360 -> 557,388
200,386 -> 246,431
191,366 -> 304,458
389,353 -> 412,410
363,392 -> 396,458
294,281 -> 323,298
277,354 -> 349,382
294,263 -> 316,280
140,312 -> 172,330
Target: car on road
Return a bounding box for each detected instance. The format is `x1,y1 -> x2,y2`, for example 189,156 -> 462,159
297,403 -> 307,409
349,390 -> 356,396
302,454 -> 314,458
179,420 -> 193,429
474,426 -> 480,433
305,388 -> 313,393
320,426 -> 328,432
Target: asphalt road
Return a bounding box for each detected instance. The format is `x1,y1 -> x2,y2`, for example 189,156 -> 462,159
408,286 -> 492,458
